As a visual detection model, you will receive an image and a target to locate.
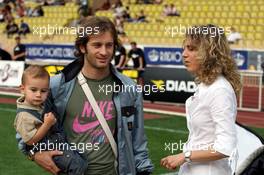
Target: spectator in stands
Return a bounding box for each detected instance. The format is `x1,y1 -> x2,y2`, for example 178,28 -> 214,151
168,4 -> 180,16
154,0 -> 162,4
3,4 -> 14,23
136,10 -> 147,22
156,4 -> 171,22
113,1 -> 125,18
5,19 -> 19,38
0,45 -> 12,60
143,0 -> 152,4
114,39 -> 126,69
31,5 -> 44,17
128,0 -> 154,4
0,9 -> 5,22
16,3 -> 25,18
53,0 -> 65,6
161,24 -> 241,175
13,36 -> 26,61
40,0 -> 65,6
4,10 -> 14,22
18,20 -> 30,36
37,5 -> 44,16
125,41 -> 146,70
114,16 -> 125,35
227,27 -> 242,44
4,4 -> 12,14
25,6 -> 33,17
122,6 -> 133,22
162,4 -> 171,16
124,41 -> 146,85
43,0 -> 65,6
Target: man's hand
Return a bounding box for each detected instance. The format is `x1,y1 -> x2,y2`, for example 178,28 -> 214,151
43,112 -> 57,126
34,150 -> 63,175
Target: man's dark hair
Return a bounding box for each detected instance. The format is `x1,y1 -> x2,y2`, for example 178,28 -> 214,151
130,41 -> 137,45
74,16 -> 118,62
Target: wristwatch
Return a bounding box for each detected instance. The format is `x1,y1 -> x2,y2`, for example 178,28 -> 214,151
184,150 -> 192,163
28,149 -> 36,161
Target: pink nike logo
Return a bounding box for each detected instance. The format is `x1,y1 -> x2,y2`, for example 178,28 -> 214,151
73,115 -> 113,133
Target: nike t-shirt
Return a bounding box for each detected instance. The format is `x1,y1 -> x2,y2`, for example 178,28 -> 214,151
64,74 -> 117,175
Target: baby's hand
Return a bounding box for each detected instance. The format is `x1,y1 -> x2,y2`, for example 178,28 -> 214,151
44,112 -> 57,126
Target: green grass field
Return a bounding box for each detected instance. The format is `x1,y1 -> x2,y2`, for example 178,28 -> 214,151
0,103 -> 263,175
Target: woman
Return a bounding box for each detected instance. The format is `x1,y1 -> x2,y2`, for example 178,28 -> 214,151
161,24 -> 241,175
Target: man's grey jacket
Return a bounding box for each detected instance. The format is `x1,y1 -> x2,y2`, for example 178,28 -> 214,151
16,58 -> 154,175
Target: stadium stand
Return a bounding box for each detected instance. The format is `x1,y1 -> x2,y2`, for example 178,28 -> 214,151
0,1 -> 78,53
95,0 -> 264,49
0,0 -> 263,53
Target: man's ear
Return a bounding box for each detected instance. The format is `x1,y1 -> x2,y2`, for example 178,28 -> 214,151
79,44 -> 86,54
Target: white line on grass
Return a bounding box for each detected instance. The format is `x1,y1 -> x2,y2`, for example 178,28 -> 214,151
160,172 -> 178,175
144,108 -> 186,117
144,126 -> 188,134
0,91 -> 21,97
0,107 -> 16,113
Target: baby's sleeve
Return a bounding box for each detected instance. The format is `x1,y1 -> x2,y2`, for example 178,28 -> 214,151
14,112 -> 42,143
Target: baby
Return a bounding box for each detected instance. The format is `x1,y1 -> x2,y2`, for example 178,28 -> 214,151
14,65 -> 87,175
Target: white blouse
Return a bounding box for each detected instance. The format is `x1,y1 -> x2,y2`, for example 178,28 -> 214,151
179,76 -> 238,175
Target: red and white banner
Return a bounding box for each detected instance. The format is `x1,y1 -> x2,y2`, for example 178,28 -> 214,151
0,61 -> 25,87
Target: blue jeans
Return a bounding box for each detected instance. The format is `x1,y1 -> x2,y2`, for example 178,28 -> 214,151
30,128 -> 88,175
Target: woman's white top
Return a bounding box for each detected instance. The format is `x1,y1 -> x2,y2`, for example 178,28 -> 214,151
179,76 -> 238,175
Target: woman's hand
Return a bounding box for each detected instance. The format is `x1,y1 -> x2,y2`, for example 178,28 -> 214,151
160,153 -> 185,170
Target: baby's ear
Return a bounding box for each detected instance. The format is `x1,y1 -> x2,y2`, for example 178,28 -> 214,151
19,84 -> 25,94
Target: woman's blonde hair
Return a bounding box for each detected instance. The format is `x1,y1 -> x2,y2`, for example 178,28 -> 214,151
184,24 -> 241,96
